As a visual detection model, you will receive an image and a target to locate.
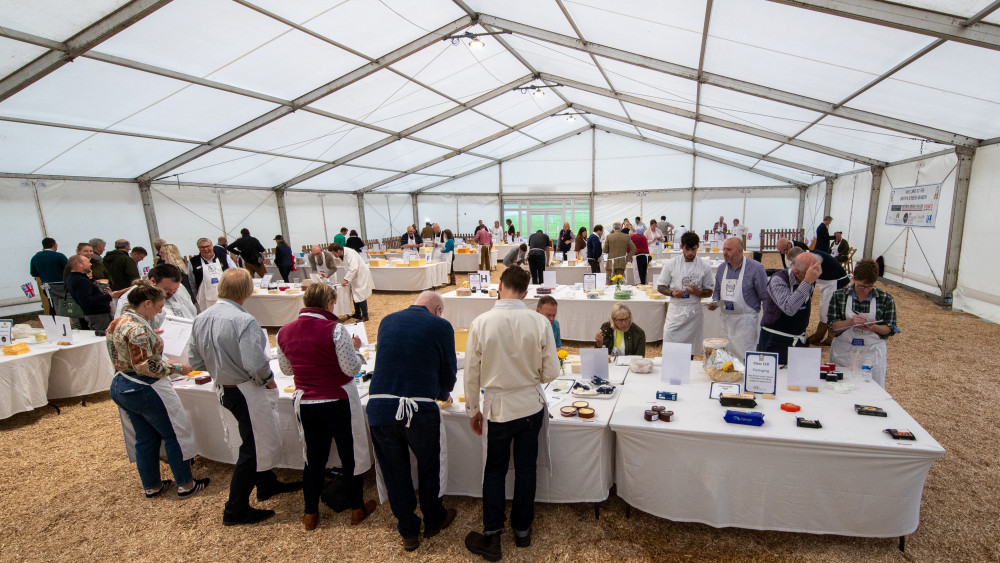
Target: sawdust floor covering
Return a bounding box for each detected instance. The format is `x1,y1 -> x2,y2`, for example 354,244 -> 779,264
2,258 -> 998,562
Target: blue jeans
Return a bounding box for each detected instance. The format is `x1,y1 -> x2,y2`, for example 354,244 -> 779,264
110,374 -> 192,490
370,419 -> 446,540
483,408 -> 544,534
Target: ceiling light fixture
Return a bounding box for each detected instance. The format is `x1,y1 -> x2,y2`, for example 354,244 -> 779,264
533,88 -> 546,97
516,84 -> 563,96
556,111 -> 588,122
443,30 -> 510,49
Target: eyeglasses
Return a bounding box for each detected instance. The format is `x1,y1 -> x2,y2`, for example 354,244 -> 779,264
854,282 -> 875,290
198,245 -> 212,250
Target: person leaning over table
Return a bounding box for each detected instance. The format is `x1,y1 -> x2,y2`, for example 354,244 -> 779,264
464,266 -> 559,561
557,221 -> 573,261
188,268 -> 301,526
707,237 -> 769,360
757,250 -> 821,365
66,254 -> 119,331
227,228 -> 267,278
503,243 -> 528,269
401,225 -> 422,250
536,295 -> 561,348
275,283 -> 375,531
308,244 -> 337,280
273,234 -> 294,283
594,302 -> 646,357
107,280 -> 210,500
367,291 -> 457,551
442,229 -> 456,286
574,227 -> 588,258
586,225 -> 604,274
115,264 -> 196,326
657,231 -> 714,356
526,228 -> 552,285
826,258 -> 898,388
330,243 -> 373,321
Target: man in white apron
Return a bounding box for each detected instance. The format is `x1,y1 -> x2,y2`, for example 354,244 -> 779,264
464,267 -> 559,560
827,259 -> 899,387
657,232 -> 715,356
188,237 -> 229,312
367,292 -> 458,551
331,243 -> 373,322
707,238 -> 769,360
188,268 -> 300,526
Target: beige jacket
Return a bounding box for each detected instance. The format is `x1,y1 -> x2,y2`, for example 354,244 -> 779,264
603,231 -> 636,270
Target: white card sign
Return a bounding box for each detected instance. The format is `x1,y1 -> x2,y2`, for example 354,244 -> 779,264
567,250 -> 576,261
579,348 -> 609,382
469,274 -> 482,292
583,273 -> 597,292
596,276 -> 606,290
744,352 -> 778,394
260,274 -> 273,287
660,343 -> 691,384
39,315 -> 73,344
343,322 -> 369,347
786,347 -> 821,389
0,319 -> 12,345
477,270 -> 491,287
542,271 -> 557,288
159,315 -> 193,362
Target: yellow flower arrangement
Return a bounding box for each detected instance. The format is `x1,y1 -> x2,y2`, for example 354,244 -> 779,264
557,349 -> 568,373
611,274 -> 624,292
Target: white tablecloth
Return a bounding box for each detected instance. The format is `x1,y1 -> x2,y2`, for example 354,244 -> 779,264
548,258 -> 721,286
453,250 -> 498,272
244,283 -> 354,326
358,263 -> 449,291
441,285 -> 721,343
609,363 -> 944,537
46,333 -> 115,400
0,342 -> 56,419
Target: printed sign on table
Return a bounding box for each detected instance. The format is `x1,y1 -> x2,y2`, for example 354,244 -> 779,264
744,351 -> 778,394
0,319 -> 12,345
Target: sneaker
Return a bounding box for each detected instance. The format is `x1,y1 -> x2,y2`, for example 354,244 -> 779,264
223,507 -> 276,526
178,477 -> 210,498
424,507 -> 457,538
465,531 -> 502,562
257,479 -> 302,501
514,531 -> 531,548
144,479 -> 172,498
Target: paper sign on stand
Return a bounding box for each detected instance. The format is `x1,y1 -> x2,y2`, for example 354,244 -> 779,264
0,319 -> 12,345
469,274 -> 482,292
579,348 -> 609,382
343,322 -> 369,347
786,347 -> 821,389
39,315 -> 73,344
583,274 -> 597,292
542,271 -> 557,288
260,274 -> 273,287
596,276 -> 607,290
477,270 -> 491,287
744,351 -> 778,394
567,250 -> 576,261
660,343 -> 691,385
160,315 -> 193,362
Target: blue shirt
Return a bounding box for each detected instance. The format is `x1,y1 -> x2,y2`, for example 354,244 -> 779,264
711,257 -> 770,311
443,238 -> 454,254
366,305 -> 457,426
552,320 -> 561,348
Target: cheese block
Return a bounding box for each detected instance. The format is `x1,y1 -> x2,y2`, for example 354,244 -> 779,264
369,258 -> 387,267
3,342 -> 30,355
268,289 -> 280,294
419,247 -> 432,254
456,288 -> 472,296
566,259 -> 577,266
408,258 -> 426,267
283,386 -> 296,393
285,288 -> 301,295
34,332 -> 47,342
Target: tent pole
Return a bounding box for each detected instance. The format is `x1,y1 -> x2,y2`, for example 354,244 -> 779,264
797,187 -> 806,232
942,147 -> 975,301
863,166 -> 884,260
319,195 -> 328,243
216,190 -> 226,238
30,180 -> 47,238
499,161 -> 504,234
357,193 -> 367,241
138,179 -> 159,252
275,188 -> 290,245
412,193 -> 419,229
823,177 -> 834,218
590,127 -> 596,227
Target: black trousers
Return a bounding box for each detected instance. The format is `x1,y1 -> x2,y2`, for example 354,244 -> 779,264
300,400 -> 363,514
483,408 -> 544,533
370,420 -> 446,540
635,254 -> 649,285
527,252 -> 545,285
220,386 -> 280,515
588,258 -> 601,273
277,264 -> 292,283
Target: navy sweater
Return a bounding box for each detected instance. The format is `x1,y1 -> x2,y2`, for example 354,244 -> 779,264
586,233 -> 603,262
65,271 -> 111,315
366,305 -> 457,426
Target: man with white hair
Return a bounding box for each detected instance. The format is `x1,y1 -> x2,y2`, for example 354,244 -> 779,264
757,250 -> 821,364
367,291 -> 458,551
189,237 -> 230,311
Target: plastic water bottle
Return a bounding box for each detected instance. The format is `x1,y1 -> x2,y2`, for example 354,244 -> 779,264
861,363 -> 873,383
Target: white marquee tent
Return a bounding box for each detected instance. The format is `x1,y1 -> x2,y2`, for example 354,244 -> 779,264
1,0 -> 999,322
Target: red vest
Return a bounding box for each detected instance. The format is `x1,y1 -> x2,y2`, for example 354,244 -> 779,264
277,308 -> 352,400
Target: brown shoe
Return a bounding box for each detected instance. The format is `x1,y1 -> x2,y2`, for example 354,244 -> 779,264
351,500 -> 377,525
402,537 -> 419,552
303,513 -> 318,531
424,507 -> 457,538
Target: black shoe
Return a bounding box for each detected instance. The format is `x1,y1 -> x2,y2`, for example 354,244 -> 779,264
223,507 -> 275,526
402,537 -> 419,552
465,531 -> 502,562
257,480 -> 302,501
144,479 -> 172,498
361,316 -> 370,322
514,532 -> 531,548
178,477 -> 210,498
424,507 -> 457,538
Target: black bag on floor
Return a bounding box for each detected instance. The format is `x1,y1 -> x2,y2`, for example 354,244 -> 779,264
320,473 -> 351,513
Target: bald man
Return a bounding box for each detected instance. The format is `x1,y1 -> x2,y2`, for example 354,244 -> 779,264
367,290 -> 457,551
758,250 -> 821,364
707,238 -> 769,359
307,244 -> 337,280
776,237 -> 810,269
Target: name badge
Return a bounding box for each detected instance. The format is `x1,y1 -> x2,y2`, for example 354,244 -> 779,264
725,301 -> 735,311
851,338 -> 865,346
211,277 -> 219,284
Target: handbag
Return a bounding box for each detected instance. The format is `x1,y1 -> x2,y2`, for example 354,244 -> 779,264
57,297 -> 85,319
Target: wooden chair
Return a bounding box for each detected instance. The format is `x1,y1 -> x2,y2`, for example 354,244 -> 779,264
846,248 -> 856,274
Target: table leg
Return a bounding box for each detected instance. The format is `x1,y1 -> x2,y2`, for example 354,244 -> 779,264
594,503 -> 600,520
625,504 -> 631,519
899,536 -> 905,552
47,402 -> 61,414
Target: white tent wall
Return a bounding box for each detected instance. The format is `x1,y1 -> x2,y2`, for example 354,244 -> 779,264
0,178 -> 45,308
151,183 -> 228,256
363,193 -> 413,242
710,188 -> 801,251
501,131 -> 592,193
36,180 -> 153,274
641,190 -> 694,233
320,193 -> 364,241
417,194 -> 457,232
457,195 -> 501,233
284,191 -> 329,250
871,152 -> 958,296
416,194 -> 501,234
423,167 -> 499,194
593,192 -> 641,232
218,189 -> 281,251
803,181 -> 826,238
828,171 -> 873,257
954,145 -> 1000,323
594,133 -> 692,191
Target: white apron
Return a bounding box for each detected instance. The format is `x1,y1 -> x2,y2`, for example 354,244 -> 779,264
196,260 -> 223,311
118,373 -> 200,463
216,380 -> 283,471
479,384 -> 551,484
829,294 -> 888,387
719,257 -> 760,360
367,394 -> 447,504
293,380 -> 372,474
663,259 -> 706,355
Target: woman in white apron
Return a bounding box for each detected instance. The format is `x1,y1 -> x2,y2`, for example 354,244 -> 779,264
276,283 -> 374,530
107,281 -> 208,498
657,233 -> 715,355
827,259 -> 898,387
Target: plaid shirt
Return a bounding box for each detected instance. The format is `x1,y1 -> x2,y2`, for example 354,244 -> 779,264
827,285 -> 898,340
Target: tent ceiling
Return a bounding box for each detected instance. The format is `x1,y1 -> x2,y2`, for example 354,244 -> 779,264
0,0 -> 997,193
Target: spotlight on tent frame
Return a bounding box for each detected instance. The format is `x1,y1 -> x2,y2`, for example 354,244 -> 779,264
443,30 -> 510,49
516,84 -> 562,97
556,111 -> 587,122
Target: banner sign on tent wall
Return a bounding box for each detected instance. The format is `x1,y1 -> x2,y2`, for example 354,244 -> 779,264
885,183 -> 941,227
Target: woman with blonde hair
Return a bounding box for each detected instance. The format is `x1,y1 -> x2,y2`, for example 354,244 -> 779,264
594,303 -> 646,357
557,221 -> 573,261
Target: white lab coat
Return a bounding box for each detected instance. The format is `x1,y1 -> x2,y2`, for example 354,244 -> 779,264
341,247 -> 373,302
